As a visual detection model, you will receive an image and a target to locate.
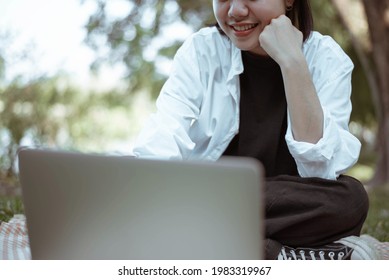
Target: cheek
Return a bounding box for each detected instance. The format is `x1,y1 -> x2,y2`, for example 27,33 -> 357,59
213,2 -> 227,24
252,3 -> 286,24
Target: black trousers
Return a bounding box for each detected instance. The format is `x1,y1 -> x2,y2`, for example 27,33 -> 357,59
264,175 -> 369,259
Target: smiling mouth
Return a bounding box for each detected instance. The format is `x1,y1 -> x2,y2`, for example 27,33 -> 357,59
230,23 -> 259,32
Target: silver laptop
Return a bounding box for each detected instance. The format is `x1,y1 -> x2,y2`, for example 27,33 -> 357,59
18,148 -> 264,260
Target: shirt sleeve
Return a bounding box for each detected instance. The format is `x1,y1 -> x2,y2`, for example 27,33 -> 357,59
285,34 -> 361,180
132,36 -> 203,160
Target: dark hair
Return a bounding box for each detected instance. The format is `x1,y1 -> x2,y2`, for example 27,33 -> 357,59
287,0 -> 313,41
215,0 -> 314,42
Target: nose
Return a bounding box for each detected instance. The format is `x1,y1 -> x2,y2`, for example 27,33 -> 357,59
228,0 -> 249,19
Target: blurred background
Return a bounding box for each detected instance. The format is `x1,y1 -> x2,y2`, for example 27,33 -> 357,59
0,0 -> 388,239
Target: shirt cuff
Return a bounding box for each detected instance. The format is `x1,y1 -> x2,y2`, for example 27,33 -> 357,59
285,109 -> 342,178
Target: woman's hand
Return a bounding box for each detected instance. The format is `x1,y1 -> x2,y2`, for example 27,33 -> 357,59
259,15 -> 303,66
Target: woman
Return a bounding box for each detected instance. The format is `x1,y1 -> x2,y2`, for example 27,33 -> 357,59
133,0 -> 375,259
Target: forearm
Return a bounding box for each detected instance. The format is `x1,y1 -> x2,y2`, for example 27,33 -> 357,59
280,56 -> 323,144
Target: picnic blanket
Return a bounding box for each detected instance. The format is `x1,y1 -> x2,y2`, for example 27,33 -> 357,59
0,215 -> 388,260
0,215 -> 31,260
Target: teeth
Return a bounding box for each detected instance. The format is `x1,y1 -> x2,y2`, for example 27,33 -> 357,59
233,24 -> 257,31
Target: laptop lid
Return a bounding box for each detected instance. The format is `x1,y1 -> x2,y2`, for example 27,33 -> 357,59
18,148 -> 264,260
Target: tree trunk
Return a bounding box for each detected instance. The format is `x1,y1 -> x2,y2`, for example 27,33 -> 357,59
361,0 -> 389,186
331,0 -> 389,187
330,0 -> 381,121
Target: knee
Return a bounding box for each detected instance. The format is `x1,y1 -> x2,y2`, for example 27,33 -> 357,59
339,175 -> 369,214
327,175 -> 369,226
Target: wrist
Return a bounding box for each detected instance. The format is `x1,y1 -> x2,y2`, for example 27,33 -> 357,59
278,51 -> 306,71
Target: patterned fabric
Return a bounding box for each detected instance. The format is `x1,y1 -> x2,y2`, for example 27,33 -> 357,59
0,215 -> 388,260
0,215 -> 31,260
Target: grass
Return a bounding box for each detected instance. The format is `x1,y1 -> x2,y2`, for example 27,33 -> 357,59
0,196 -> 24,222
347,163 -> 389,242
362,186 -> 389,241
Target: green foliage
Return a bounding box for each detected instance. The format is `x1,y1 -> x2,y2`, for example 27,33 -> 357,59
0,74 -> 140,185
348,49 -> 376,126
0,76 -> 83,182
0,196 -> 24,222
311,1 -> 349,46
0,32 -> 138,186
0,55 -> 4,82
0,25 -> 148,189
82,0 -> 215,98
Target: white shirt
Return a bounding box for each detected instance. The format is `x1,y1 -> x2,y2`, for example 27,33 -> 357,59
133,27 -> 361,180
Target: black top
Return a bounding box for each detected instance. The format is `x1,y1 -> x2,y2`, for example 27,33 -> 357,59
223,51 -> 298,177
